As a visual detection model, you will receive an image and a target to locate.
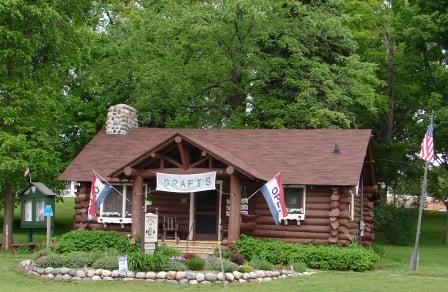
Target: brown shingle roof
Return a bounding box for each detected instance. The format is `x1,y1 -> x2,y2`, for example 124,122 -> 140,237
59,128 -> 372,186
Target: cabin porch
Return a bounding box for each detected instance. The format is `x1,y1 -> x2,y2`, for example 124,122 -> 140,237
160,239 -> 222,258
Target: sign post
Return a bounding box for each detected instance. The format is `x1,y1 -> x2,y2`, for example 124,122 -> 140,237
43,205 -> 53,247
144,213 -> 158,253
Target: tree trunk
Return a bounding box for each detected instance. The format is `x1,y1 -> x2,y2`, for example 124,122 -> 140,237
2,184 -> 14,250
383,18 -> 395,144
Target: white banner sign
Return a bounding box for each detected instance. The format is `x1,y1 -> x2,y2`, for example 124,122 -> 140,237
156,171 -> 217,193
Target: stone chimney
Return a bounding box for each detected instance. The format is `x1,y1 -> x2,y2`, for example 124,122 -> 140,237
105,104 -> 138,135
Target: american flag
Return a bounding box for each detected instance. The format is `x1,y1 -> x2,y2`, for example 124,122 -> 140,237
420,121 -> 434,163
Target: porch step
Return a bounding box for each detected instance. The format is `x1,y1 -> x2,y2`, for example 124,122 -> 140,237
160,240 -> 222,257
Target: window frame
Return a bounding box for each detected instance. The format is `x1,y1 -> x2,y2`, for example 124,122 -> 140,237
283,185 -> 306,222
98,183 -> 147,225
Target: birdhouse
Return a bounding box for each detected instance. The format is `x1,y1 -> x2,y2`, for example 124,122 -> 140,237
20,182 -> 56,229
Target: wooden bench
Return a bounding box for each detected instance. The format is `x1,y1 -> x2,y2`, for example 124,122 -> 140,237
11,243 -> 37,254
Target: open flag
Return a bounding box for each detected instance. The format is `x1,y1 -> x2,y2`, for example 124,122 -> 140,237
88,174 -> 113,220
419,120 -> 435,163
260,174 -> 288,224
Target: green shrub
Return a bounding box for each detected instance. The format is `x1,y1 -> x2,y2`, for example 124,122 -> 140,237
207,256 -> 239,272
63,252 -> 96,268
374,204 -> 416,245
128,252 -> 148,272
92,256 -> 119,270
33,248 -> 51,260
186,257 -> 206,271
236,235 -> 380,272
147,252 -> 170,272
238,264 -> 253,273
250,256 -> 273,270
157,245 -> 180,258
371,244 -> 385,257
55,230 -> 139,254
166,260 -> 188,271
292,261 -> 307,273
35,254 -> 66,268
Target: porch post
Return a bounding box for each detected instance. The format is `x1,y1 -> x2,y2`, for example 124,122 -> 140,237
228,173 -> 241,243
132,176 -> 143,239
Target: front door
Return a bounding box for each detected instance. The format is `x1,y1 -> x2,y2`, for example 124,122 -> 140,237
194,190 -> 218,240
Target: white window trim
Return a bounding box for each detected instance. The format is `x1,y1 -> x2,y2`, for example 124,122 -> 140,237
283,185 -> 306,224
349,189 -> 355,221
98,183 -> 147,226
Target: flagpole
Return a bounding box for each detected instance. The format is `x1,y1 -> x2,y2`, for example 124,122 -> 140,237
247,172 -> 282,201
410,160 -> 428,271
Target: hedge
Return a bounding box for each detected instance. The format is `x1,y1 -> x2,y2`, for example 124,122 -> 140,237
55,230 -> 139,254
236,235 -> 380,272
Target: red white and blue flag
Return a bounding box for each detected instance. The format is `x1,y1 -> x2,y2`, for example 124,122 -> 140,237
260,174 -> 288,225
88,174 -> 113,220
420,121 -> 435,163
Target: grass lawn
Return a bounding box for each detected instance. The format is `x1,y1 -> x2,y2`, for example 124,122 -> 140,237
1,200 -> 448,291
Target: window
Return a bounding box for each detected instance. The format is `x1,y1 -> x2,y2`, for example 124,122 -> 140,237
35,200 -> 45,221
283,186 -> 306,223
99,184 -> 147,225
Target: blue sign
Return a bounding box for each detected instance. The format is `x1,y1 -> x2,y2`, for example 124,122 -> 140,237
43,205 -> 53,217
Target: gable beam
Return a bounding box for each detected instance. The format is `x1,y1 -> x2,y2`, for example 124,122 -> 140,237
163,155 -> 183,168
175,136 -> 190,169
190,156 -> 209,168
124,167 -> 229,178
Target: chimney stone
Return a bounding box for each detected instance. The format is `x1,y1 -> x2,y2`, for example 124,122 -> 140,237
105,104 -> 138,135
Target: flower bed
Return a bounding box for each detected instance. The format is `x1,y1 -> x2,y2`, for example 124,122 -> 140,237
20,259 -> 315,284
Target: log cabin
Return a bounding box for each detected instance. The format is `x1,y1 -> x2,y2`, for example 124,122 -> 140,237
59,104 -> 377,251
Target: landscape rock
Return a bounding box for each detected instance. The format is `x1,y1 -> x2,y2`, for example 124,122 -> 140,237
62,274 -> 72,280
126,271 -> 135,278
146,271 -> 156,279
102,270 -> 112,277
103,277 -> 113,281
225,273 -> 234,282
232,271 -> 242,280
195,273 -> 205,282
53,268 -> 61,275
136,272 -> 146,279
86,270 -> 95,278
256,270 -> 266,278
92,275 -> 101,281
55,274 -> 63,280
72,277 -> 81,281
205,272 -> 217,282
179,279 -> 189,284
76,270 -> 86,278
95,269 -> 103,276
166,271 -> 176,280
35,267 -> 44,274
239,279 -> 247,283
201,280 -> 211,284
243,273 -> 250,280
123,277 -> 134,281
157,271 -> 166,279
69,269 -> 77,277
175,271 -> 186,280
111,270 -> 119,278
186,271 -> 196,280
60,267 -> 70,275
217,272 -> 224,281
44,267 -> 54,274
189,280 -> 198,285
46,273 -> 54,279
249,272 -> 257,279
264,277 -> 272,281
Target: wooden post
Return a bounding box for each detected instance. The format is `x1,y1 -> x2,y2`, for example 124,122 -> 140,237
132,176 -> 144,240
46,216 -> 51,247
228,173 -> 241,243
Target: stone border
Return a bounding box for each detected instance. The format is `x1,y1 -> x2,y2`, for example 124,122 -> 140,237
20,260 -> 316,284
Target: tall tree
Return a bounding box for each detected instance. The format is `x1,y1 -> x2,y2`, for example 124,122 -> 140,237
0,0 -> 105,249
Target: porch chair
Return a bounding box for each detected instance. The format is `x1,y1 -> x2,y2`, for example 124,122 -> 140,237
162,216 -> 179,241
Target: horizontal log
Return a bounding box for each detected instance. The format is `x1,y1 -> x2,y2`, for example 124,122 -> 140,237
338,226 -> 349,235
338,234 -> 352,241
255,237 -> 329,244
253,230 -> 330,240
241,222 -> 256,232
339,219 -> 349,228
306,203 -> 331,210
339,211 -> 350,220
123,167 -> 228,178
255,224 -> 330,233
